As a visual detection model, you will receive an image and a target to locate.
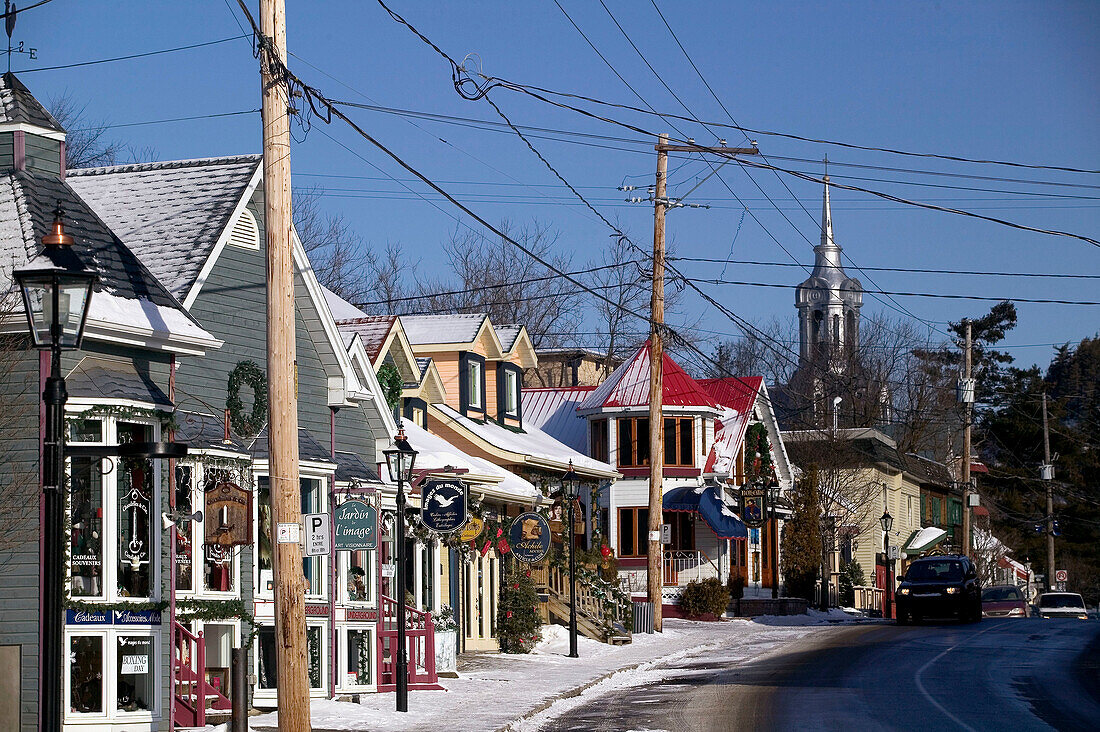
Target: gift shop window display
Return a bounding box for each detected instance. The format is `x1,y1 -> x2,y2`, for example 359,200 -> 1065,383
254,475 -> 329,599
255,624 -> 327,697
174,461 -> 248,597
67,631 -> 159,718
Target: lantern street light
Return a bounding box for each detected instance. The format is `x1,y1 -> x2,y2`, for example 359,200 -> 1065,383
382,427 -> 417,713
13,204 -> 96,732
766,482 -> 781,600
881,509 -> 894,620
562,461 -> 581,658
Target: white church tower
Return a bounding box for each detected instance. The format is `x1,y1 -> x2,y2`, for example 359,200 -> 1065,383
795,176 -> 863,370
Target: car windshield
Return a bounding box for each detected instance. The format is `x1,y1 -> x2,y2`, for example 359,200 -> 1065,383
1039,594 -> 1085,609
982,586 -> 1022,602
905,560 -> 964,582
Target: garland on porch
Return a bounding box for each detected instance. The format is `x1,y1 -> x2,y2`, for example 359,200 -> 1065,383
745,422 -> 774,483
73,404 -> 177,431
226,359 -> 268,437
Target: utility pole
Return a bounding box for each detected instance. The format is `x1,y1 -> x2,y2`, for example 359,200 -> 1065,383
1042,392 -> 1055,590
258,0 -> 311,728
646,136 -> 759,632
960,319 -> 973,559
647,133 -> 669,633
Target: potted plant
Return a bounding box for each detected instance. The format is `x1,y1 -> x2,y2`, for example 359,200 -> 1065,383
433,604 -> 459,675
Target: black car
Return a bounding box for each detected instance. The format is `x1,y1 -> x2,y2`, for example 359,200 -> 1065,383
895,555 -> 982,624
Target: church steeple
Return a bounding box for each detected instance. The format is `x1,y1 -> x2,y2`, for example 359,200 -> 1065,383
794,176 -> 863,368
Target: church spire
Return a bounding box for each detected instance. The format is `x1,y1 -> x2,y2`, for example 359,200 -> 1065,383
813,174 -> 843,275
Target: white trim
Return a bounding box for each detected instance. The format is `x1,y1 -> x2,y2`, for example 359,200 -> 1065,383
0,122 -> 66,140
336,623 -> 378,692
182,164 -> 264,310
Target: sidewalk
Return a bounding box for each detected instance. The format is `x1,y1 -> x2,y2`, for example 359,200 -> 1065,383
249,613 -> 861,731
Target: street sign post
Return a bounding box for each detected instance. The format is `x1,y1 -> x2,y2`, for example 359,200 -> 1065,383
304,513 -> 330,557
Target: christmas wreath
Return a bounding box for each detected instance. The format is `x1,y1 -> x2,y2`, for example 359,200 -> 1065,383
226,360 -> 268,436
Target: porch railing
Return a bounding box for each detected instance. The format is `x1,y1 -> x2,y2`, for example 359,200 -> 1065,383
173,621 -> 231,728
376,594 -> 437,691
853,585 -> 884,613
813,579 -> 840,608
533,562 -> 632,642
662,550 -> 720,586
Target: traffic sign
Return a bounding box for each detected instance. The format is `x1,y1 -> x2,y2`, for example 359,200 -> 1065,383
1055,569 -> 1068,583
304,513 -> 330,557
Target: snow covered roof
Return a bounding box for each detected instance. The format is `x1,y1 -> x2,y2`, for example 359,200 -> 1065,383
400,313 -> 489,346
0,73 -> 64,132
902,526 -> 948,555
521,387 -> 595,454
322,285 -> 369,321
391,421 -> 538,499
577,340 -> 717,412
432,403 -> 618,479
68,155 -> 262,299
336,315 -> 397,362
66,355 -> 173,406
495,325 -> 522,352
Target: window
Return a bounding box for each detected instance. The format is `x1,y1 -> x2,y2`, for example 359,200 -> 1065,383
590,419 -> 608,462
663,418 -> 695,467
257,625 -> 325,692
116,635 -> 154,712
617,507 -> 649,557
67,630 -> 158,720
460,353 -> 486,414
176,461 -> 248,598
301,478 -> 324,596
175,465 -> 194,593
69,635 -> 104,714
663,511 -> 695,550
497,363 -> 522,420
257,476 -> 328,599
342,627 -> 374,689
616,418 -> 650,468
67,417 -> 160,603
402,397 -> 428,429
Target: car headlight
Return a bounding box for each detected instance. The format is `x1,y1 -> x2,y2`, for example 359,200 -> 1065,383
1079,615 -> 1088,620
898,588 -> 910,595
946,587 -> 959,594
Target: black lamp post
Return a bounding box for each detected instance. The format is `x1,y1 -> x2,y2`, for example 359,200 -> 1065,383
13,204 -> 96,732
766,482 -> 780,600
881,510 -> 894,619
562,461 -> 580,658
383,427 -> 417,713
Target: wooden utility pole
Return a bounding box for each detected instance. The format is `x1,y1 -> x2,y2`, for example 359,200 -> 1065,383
960,320 -> 972,559
647,133 -> 669,632
1042,392 -> 1055,590
259,0 -> 311,728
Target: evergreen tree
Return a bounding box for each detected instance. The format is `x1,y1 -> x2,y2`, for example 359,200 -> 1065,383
838,560 -> 866,607
781,466 -> 823,602
497,561 -> 542,653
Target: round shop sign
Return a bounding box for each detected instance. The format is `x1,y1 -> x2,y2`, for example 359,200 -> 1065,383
459,516 -> 485,543
508,512 -> 551,564
421,480 -> 468,533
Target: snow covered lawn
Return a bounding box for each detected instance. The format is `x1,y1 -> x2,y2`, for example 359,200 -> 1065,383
249,615 -> 862,731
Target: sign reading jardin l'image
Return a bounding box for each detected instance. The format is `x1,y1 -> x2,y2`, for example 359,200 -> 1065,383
421,480 -> 468,533
334,499 -> 377,551
508,512 -> 551,563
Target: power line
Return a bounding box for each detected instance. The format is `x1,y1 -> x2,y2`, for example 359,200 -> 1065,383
71,109 -> 259,131
670,257 -> 1100,280
17,34 -> 249,74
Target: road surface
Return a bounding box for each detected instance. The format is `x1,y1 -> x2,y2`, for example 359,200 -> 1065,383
539,618 -> 1100,731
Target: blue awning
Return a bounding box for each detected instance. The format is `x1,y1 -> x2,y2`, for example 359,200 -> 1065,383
662,485 -> 747,540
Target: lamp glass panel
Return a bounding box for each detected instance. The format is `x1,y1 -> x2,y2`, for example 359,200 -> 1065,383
385,451 -> 400,482
57,277 -> 92,348
19,275 -> 51,346
399,450 -> 416,481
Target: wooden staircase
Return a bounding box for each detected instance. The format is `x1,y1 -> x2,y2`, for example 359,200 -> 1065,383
173,621 -> 232,729
532,563 -> 631,645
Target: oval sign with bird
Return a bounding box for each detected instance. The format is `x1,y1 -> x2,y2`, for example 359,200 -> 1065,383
421,480 -> 468,533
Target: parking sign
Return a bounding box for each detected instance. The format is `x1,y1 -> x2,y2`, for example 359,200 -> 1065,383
305,513 -> 331,557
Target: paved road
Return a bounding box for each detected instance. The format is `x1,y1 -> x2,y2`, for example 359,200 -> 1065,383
540,618 -> 1100,732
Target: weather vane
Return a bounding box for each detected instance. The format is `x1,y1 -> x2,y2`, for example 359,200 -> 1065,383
4,2 -> 38,74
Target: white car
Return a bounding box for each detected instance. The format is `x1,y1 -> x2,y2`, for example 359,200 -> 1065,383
1036,592 -> 1089,620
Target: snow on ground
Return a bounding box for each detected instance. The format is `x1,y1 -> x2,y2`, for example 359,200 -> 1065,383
248,616 -> 860,732
750,607 -> 885,626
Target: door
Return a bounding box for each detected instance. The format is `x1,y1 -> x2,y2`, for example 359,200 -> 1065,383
462,548 -> 499,651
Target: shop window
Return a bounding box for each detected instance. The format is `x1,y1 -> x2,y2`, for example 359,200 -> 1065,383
175,465 -> 194,592
662,511 -> 695,550
116,635 -> 154,713
616,418 -> 650,468
117,423 -> 155,598
257,625 -> 325,692
70,635 -> 104,714
617,507 -> 649,557
257,479 -> 273,595
203,468 -> 238,593
70,455 -> 104,598
663,418 -> 694,467
590,419 -> 608,462
343,548 -> 374,603
344,627 -> 373,688
301,478 -> 324,596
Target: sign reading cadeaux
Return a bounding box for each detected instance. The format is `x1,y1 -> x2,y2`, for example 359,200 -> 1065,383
335,499 -> 378,551
421,480 -> 468,533
508,512 -> 551,563
739,485 -> 768,529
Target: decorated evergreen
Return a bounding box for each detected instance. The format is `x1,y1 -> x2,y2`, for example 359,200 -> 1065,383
496,561 -> 542,653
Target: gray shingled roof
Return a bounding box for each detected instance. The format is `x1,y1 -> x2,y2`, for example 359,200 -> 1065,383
0,73 -> 64,132
2,169 -> 182,309
400,313 -> 486,345
906,453 -> 953,487
174,411 -> 250,454
249,426 -> 334,465
68,155 -> 261,299
334,450 -> 381,484
495,325 -> 522,352
66,356 -> 172,406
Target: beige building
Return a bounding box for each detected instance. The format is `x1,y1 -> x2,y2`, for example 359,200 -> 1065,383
525,347 -> 620,388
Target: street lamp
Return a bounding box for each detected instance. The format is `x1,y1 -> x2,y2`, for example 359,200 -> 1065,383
562,461 -> 580,658
881,510 -> 894,620
766,482 -> 780,599
13,204 -> 96,732
383,427 -> 417,713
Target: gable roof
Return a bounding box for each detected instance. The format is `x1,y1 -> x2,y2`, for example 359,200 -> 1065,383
401,313 -> 492,348
697,376 -> 763,417
906,453 -> 954,488
521,386 -> 595,454
336,315 -> 397,362
322,285 -> 369,321
495,325 -> 522,352
67,155 -> 262,299
577,340 -> 717,412
0,72 -> 64,133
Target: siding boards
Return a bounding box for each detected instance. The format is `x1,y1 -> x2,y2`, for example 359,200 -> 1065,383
24,134 -> 61,178
0,131 -> 13,169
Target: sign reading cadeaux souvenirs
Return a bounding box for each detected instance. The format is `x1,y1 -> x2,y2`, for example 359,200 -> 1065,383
739,484 -> 768,529
420,480 -> 468,533
508,512 -> 551,563
334,499 -> 378,551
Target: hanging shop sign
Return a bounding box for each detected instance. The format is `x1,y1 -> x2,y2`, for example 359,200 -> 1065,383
459,516 -> 485,543
420,479 -> 468,533
739,484 -> 769,529
335,499 -> 378,551
508,512 -> 551,564
205,480 -> 253,547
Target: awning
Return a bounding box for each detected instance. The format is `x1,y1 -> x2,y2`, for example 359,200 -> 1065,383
902,526 -> 948,556
662,485 -> 747,540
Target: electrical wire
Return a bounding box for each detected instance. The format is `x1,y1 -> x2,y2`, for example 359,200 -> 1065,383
17,34 -> 250,74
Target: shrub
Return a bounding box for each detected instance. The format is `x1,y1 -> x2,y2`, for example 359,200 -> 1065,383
678,578 -> 730,618
727,574 -> 745,600
497,564 -> 542,653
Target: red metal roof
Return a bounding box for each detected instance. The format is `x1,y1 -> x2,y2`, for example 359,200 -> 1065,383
697,377 -> 763,475
577,341 -> 717,411
697,377 -> 763,416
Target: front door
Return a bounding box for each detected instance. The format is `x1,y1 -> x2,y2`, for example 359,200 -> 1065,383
462,548 -> 499,651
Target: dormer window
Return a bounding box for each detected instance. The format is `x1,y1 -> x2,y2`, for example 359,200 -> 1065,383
497,363 -> 522,422
459,352 -> 486,416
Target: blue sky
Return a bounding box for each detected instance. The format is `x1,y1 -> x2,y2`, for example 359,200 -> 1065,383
15,0 -> 1099,369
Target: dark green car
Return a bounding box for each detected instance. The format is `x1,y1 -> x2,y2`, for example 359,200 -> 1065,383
895,555 -> 982,624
